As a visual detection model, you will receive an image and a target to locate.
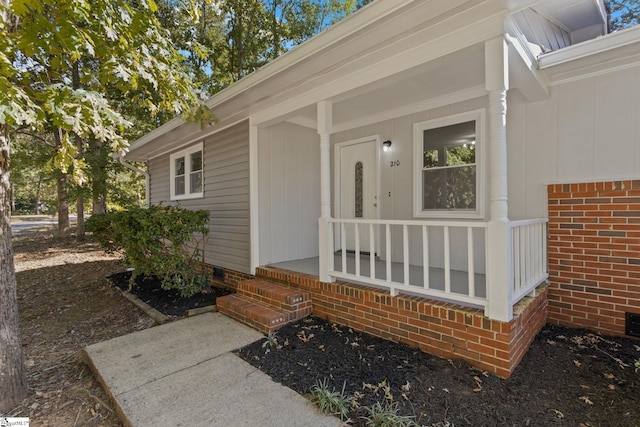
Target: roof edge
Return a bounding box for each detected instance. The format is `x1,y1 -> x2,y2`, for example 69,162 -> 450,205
127,0 -> 416,155
538,24 -> 640,69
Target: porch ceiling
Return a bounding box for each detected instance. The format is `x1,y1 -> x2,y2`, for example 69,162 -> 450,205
278,44 -> 487,133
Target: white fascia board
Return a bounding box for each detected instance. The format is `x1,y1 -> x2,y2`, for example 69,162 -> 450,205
126,0 -> 416,156
539,25 -> 640,69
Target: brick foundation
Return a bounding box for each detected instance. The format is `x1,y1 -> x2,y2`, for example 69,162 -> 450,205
203,264 -> 254,289
255,266 -> 547,378
548,180 -> 640,336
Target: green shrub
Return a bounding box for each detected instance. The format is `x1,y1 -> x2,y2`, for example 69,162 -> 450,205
87,205 -> 210,297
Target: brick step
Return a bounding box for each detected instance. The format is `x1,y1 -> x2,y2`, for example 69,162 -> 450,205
217,293 -> 312,334
237,279 -> 311,312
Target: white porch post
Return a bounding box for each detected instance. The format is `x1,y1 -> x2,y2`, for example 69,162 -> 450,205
485,36 -> 513,321
318,101 -> 334,282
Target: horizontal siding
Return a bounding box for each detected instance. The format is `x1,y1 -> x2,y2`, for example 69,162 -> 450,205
148,120 -> 251,274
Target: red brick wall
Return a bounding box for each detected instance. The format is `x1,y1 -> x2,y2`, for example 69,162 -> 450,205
548,180 -> 640,336
203,264 -> 253,290
256,266 -> 548,378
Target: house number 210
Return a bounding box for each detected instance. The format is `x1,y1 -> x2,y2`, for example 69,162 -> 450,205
389,160 -> 400,167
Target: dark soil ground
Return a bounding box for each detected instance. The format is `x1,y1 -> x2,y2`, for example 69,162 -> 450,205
107,271 -> 231,317
236,316 -> 640,427
9,223 -> 640,426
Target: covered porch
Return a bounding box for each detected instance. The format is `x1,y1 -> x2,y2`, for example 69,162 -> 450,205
254,32 -> 549,322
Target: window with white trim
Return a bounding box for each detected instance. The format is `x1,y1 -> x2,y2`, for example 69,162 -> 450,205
413,111 -> 483,218
170,143 -> 203,200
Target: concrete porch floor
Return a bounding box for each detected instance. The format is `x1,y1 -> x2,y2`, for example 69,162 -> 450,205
269,253 -> 486,300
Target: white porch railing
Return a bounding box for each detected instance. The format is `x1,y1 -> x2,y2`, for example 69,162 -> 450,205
327,218 -> 488,308
509,218 -> 548,305
323,217 -> 549,318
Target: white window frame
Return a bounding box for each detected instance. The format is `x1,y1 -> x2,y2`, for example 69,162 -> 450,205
413,109 -> 485,219
170,142 -> 204,200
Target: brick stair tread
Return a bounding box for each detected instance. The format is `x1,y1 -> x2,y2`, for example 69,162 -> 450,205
217,294 -> 291,330
237,279 -> 310,307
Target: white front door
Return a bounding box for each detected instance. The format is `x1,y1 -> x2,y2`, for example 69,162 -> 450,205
337,138 -> 378,253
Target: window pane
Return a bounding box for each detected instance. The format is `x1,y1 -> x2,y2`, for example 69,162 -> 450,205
423,120 -> 476,168
355,162 -> 363,218
175,176 -> 185,195
190,171 -> 203,194
191,151 -> 202,172
175,157 -> 185,176
423,165 -> 476,210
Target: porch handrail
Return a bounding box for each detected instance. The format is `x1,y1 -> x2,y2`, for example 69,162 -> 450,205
327,218 -> 488,308
509,218 -> 548,305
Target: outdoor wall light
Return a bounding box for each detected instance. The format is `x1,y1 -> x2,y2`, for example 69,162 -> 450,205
382,140 -> 392,152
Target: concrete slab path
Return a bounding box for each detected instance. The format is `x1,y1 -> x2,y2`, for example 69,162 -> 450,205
84,312 -> 339,426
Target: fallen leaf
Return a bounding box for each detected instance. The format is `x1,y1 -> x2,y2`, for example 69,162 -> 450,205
551,409 -> 564,419
579,396 -> 593,405
580,384 -> 590,389
608,384 -> 616,391
473,387 -> 482,393
574,360 -> 582,368
604,373 -> 615,379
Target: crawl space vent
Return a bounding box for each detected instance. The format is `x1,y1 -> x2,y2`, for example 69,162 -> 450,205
625,312 -> 640,338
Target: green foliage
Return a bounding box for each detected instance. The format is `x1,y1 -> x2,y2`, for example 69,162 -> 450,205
158,0 -> 366,97
310,378 -> 353,421
607,0 -> 640,32
87,205 -> 210,297
360,402 -> 419,427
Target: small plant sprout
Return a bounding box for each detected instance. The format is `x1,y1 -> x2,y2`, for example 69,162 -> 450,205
263,331 -> 279,349
635,358 -> 640,373
360,402 -> 419,427
310,379 -> 353,421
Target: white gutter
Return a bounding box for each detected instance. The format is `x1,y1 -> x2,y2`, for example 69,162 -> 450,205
115,153 -> 150,207
539,24 -> 640,69
126,0 -> 419,154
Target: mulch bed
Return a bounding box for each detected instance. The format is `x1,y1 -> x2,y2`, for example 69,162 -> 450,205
107,271 -> 232,317
104,269 -> 640,426
235,316 -> 640,427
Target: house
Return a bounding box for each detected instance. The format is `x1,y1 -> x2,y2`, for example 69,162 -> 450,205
124,0 -> 640,378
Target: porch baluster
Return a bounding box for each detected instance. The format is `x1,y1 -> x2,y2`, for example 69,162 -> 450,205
422,225 -> 429,289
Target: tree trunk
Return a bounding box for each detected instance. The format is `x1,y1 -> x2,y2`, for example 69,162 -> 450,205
91,138 -> 106,214
72,61 -> 85,240
35,175 -> 42,214
0,125 -> 28,412
57,175 -> 70,235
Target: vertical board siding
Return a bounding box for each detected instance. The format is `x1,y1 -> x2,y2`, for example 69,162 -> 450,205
508,65 -> 640,220
148,120 -> 251,273
258,122 -> 320,265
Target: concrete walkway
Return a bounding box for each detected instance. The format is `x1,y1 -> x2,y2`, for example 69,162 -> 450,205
84,313 -> 339,426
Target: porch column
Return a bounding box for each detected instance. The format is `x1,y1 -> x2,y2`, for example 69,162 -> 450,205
485,37 -> 512,321
318,101 -> 334,282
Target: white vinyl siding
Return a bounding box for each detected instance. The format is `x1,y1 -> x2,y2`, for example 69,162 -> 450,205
149,121 -> 251,274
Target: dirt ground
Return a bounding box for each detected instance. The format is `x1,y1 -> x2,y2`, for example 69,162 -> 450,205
6,226 -> 154,426
5,225 -> 640,426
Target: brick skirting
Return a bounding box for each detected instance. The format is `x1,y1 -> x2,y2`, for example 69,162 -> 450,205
255,266 -> 547,378
548,180 -> 640,336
